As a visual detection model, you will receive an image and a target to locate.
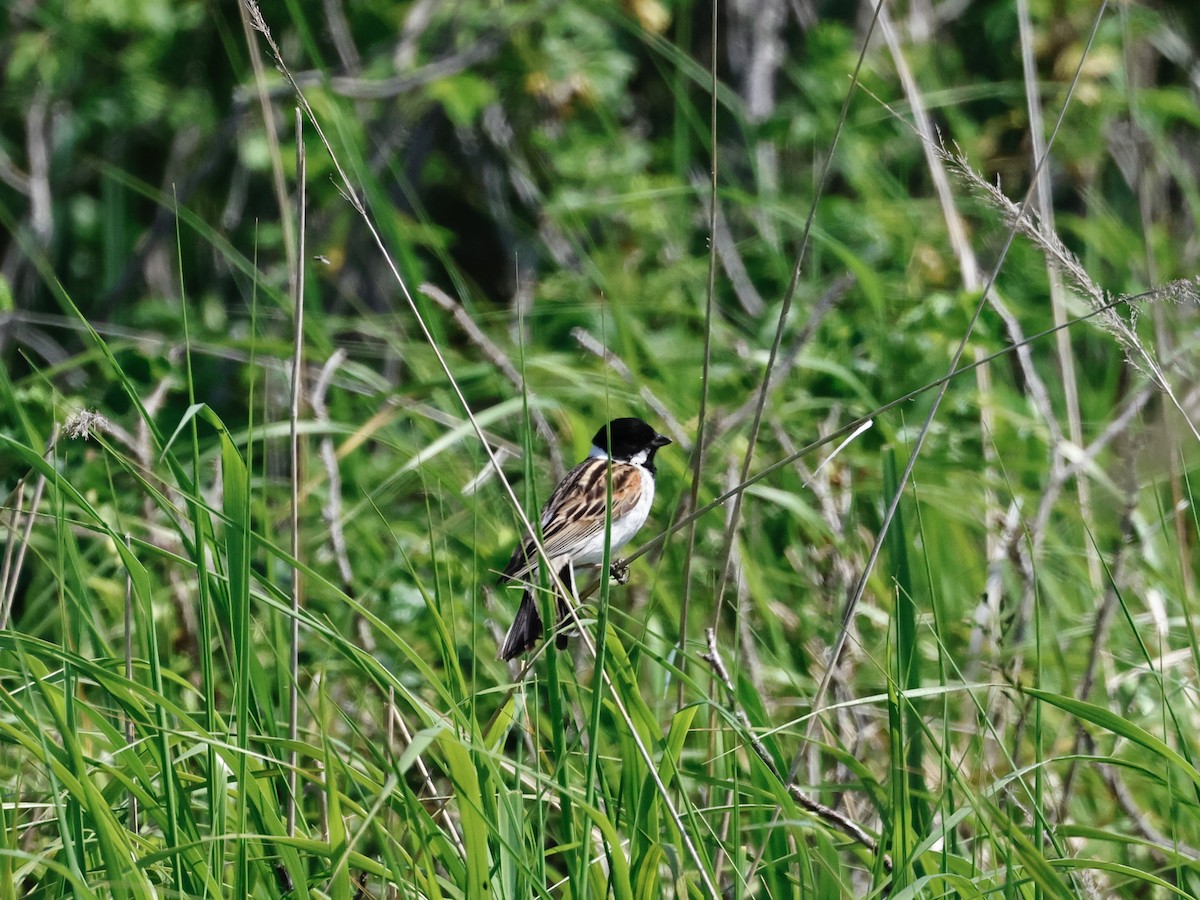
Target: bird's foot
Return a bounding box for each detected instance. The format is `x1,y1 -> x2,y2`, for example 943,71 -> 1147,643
609,558 -> 631,585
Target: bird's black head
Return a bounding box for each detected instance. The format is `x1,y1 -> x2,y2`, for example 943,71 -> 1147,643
591,417 -> 672,472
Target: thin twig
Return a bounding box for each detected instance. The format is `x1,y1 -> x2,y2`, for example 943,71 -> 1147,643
882,0 -> 1100,700
312,349 -> 353,588
286,106 -> 306,839
714,275 -> 852,434
709,0 -> 884,629
598,284 -> 1167,595
232,37 -> 501,104
421,283 -> 563,478
879,4 -> 979,290
881,11 -> 1078,667
0,483 -> 26,630
569,328 -> 686,444
1119,1 -> 1195,605
691,171 -> 764,315
678,0 -> 722,704
797,1 -> 1112,769
26,87 -> 52,245
322,0 -> 361,73
387,704 -> 467,855
236,2 -> 297,294
0,426 -> 56,630
0,311 -> 370,395
701,629 -> 891,870
243,7 -> 720,889
994,377 -> 1155,666
1056,438 -> 1137,820
1017,0 -> 1100,591
1102,756 -> 1200,862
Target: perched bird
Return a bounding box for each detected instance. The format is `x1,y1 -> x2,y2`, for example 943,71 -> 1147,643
497,417 -> 671,661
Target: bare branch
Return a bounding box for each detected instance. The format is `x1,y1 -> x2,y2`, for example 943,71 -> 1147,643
701,629 -> 892,870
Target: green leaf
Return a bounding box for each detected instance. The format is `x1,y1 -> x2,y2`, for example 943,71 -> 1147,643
1023,688 -> 1200,793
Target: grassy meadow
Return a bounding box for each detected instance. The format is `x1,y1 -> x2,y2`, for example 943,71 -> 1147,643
3,0 -> 1200,896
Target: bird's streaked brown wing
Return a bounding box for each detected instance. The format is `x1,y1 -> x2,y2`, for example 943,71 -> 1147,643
499,458 -> 643,582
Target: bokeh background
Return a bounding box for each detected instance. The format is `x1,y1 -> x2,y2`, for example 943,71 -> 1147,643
3,0 -> 1200,896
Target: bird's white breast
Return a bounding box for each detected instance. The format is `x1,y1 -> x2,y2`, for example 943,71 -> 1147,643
571,464 -> 655,566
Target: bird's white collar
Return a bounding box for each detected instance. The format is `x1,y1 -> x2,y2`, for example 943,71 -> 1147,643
589,444 -> 651,468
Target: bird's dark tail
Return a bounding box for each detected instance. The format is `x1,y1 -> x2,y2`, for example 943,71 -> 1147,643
498,590 -> 543,661
499,563 -> 579,660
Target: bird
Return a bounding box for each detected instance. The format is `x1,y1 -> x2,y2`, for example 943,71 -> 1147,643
497,417 -> 671,661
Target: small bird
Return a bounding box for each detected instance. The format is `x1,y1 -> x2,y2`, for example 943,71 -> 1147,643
497,417 -> 672,661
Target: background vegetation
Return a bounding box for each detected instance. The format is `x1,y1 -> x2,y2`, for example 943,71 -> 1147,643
3,0 -> 1200,896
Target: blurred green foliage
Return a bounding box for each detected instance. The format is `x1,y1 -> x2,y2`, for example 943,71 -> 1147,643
3,0 -> 1200,895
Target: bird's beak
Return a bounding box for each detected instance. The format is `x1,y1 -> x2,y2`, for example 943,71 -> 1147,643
652,434 -> 672,448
